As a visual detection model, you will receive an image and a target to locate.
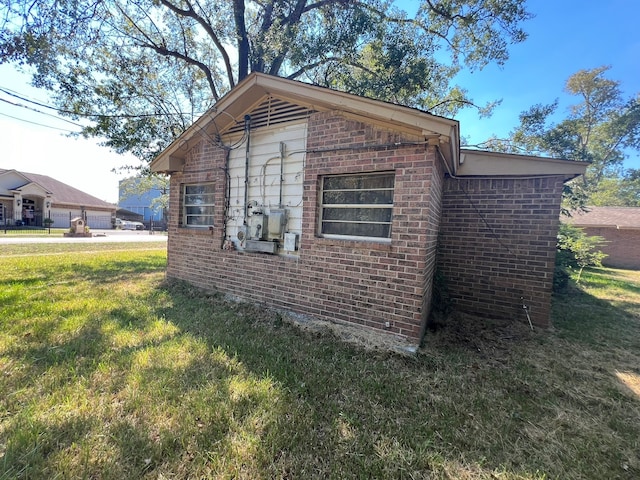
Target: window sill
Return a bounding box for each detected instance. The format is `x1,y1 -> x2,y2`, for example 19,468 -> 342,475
313,236 -> 392,251
178,226 -> 216,235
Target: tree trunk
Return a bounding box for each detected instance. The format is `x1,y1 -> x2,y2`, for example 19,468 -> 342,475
234,0 -> 249,81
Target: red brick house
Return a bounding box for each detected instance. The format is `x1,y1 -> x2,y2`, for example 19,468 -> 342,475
151,73 -> 587,350
565,207 -> 640,270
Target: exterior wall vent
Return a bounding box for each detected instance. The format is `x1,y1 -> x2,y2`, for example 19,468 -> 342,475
226,97 -> 315,134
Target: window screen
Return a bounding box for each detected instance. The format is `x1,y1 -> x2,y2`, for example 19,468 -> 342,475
319,173 -> 394,240
183,183 -> 215,227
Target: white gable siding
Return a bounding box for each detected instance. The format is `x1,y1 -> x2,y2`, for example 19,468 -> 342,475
224,121 -> 307,252
16,183 -> 48,196
0,171 -> 28,194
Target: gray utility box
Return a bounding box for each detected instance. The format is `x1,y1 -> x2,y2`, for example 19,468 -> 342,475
266,209 -> 287,240
248,214 -> 267,240
245,239 -> 278,254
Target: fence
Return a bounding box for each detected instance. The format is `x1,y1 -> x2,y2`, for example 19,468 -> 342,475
2,212 -> 165,235
2,211 -> 54,235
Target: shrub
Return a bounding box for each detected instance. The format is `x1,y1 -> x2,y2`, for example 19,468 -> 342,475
556,223 -> 607,286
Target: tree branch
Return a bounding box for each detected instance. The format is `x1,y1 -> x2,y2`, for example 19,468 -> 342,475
159,0 -> 235,88
267,0 -> 308,76
286,56 -> 376,81
351,1 -> 458,53
232,0 -> 249,80
251,0 -> 274,72
139,41 -> 220,102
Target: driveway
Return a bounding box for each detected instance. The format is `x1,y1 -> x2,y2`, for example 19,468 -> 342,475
0,230 -> 168,245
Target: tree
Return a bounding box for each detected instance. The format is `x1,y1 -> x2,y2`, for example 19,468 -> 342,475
480,66 -> 640,209
119,175 -> 170,218
589,168 -> 640,207
1,0 -> 531,164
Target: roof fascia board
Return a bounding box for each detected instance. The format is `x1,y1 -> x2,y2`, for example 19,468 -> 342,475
151,75 -> 266,173
254,73 -> 458,138
10,181 -> 52,196
1,169 -> 31,186
152,73 -> 460,173
457,149 -> 588,179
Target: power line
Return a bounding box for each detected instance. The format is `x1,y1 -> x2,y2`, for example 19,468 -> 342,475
0,111 -> 80,133
0,85 -> 208,120
0,96 -> 86,128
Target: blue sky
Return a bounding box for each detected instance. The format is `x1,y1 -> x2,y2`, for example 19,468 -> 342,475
450,0 -> 639,167
0,0 -> 638,202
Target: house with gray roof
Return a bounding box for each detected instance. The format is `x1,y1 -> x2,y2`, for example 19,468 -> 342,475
565,206 -> 640,270
0,169 -> 116,229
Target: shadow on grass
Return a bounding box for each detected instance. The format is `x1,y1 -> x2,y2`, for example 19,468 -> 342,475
552,273 -> 640,350
2,264 -> 640,479
0,256 -> 166,289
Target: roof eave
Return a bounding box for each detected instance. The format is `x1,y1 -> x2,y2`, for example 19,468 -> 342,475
456,149 -> 589,181
151,73 -> 460,174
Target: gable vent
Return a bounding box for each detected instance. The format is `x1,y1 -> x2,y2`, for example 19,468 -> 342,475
226,97 -> 315,134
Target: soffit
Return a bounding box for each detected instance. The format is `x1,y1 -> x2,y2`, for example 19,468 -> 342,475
457,149 -> 589,180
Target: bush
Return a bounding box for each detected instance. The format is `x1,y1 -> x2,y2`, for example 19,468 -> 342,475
427,267 -> 453,330
555,223 -> 607,286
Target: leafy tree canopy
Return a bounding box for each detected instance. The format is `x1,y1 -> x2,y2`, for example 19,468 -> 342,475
1,0 -> 530,164
480,66 -> 640,208
119,175 -> 169,211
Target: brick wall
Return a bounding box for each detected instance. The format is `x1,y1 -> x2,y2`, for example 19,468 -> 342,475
579,227 -> 640,270
166,112 -> 442,344
437,176 -> 565,326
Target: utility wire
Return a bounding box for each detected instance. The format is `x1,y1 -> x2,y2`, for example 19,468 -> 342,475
0,85 -> 206,119
0,96 -> 85,128
0,111 -> 79,133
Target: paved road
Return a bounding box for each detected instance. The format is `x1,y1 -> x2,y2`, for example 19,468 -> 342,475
0,230 -> 168,244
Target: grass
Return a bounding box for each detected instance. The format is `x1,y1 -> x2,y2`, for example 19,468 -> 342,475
0,228 -> 69,236
1,241 -> 167,256
0,244 -> 639,479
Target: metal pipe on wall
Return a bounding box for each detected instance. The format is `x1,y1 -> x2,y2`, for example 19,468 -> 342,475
279,141 -> 285,208
243,115 -> 251,226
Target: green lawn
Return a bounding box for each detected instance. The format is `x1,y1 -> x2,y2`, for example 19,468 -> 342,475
1,243 -> 639,479
0,228 -> 69,236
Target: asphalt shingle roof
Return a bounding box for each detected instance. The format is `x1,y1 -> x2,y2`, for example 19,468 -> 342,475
0,169 -> 115,209
566,206 -> 640,228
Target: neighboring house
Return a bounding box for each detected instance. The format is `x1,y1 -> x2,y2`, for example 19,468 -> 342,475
118,177 -> 167,225
564,207 -> 640,270
0,169 -> 116,229
151,73 -> 587,348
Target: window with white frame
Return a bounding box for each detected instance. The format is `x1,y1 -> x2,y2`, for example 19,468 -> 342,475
319,172 -> 394,240
182,183 -> 215,227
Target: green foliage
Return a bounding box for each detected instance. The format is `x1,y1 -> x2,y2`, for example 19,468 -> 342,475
119,175 -> 169,214
1,0 -> 531,163
427,267 -> 453,328
590,168 -> 640,206
556,223 -> 607,284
